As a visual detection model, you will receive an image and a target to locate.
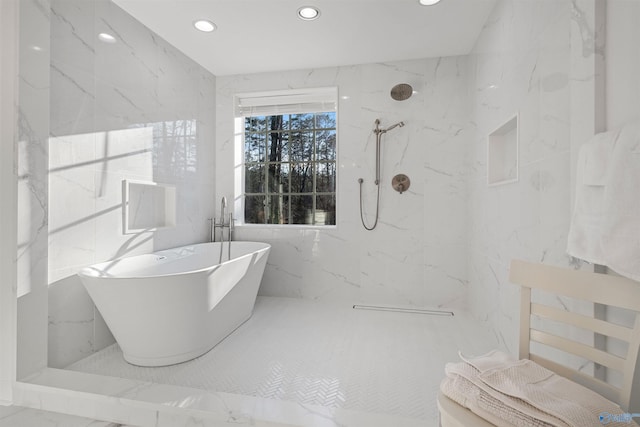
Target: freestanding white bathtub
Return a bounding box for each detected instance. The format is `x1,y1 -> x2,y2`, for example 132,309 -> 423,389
78,241 -> 270,367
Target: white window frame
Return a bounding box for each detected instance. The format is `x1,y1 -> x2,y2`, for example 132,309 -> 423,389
233,87 -> 338,228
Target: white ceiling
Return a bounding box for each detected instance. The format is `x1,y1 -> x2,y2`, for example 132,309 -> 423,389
113,0 -> 497,76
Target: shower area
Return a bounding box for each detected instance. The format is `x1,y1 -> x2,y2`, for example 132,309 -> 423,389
215,57 -> 471,310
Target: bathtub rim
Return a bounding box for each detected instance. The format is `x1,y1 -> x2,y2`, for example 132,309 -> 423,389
77,241 -> 271,280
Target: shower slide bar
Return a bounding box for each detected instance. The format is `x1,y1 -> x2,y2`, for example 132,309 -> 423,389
352,304 -> 454,316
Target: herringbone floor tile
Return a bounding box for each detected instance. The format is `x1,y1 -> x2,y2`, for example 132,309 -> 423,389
68,297 -> 499,422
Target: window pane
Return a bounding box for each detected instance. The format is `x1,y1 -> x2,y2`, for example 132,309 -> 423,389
290,162 -> 313,193
316,112 -> 336,129
290,113 -> 314,130
289,195 -> 314,225
267,131 -> 289,162
245,133 -> 265,163
267,163 -> 289,193
289,132 -> 313,162
277,163 -> 290,193
280,132 -> 291,161
245,164 -> 265,193
245,116 -> 266,132
316,129 -> 336,161
242,109 -> 337,226
266,195 -> 287,224
315,162 -> 336,193
267,115 -> 286,132
244,195 -> 266,224
281,114 -> 290,130
315,195 -> 336,225
281,195 -> 291,225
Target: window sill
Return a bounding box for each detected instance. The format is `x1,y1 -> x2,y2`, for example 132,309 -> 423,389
235,223 -> 338,230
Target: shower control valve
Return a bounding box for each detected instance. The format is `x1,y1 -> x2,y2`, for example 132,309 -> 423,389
392,174 -> 411,194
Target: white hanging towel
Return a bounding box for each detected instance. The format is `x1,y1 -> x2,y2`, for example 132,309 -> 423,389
566,130 -> 618,265
568,122 -> 640,282
600,122 -> 640,281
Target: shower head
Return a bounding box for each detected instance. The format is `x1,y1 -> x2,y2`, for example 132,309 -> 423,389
390,83 -> 413,101
374,120 -> 405,134
385,121 -> 405,132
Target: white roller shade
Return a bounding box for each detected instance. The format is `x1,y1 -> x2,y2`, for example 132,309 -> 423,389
234,87 -> 337,117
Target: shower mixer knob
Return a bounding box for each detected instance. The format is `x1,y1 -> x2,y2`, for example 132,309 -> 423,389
392,174 -> 410,194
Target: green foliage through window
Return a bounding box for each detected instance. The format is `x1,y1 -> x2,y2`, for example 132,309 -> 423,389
244,112 -> 336,225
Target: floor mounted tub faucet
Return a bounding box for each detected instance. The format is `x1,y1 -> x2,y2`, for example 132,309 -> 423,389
209,196 -> 234,263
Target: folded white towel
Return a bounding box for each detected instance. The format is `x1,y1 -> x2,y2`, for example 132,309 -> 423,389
441,362 -> 558,427
459,348 -> 516,371
601,122 -> 640,281
441,350 -> 637,427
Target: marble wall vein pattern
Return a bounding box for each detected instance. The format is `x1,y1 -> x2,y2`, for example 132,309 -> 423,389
216,57 -> 470,310
17,0 -> 52,380
45,0 -> 216,369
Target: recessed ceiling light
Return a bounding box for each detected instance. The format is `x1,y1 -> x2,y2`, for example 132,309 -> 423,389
419,0 -> 442,5
194,19 -> 216,33
297,6 -> 320,20
98,33 -> 116,43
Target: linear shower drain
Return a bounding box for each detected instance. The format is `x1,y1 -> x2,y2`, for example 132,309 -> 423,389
352,304 -> 454,316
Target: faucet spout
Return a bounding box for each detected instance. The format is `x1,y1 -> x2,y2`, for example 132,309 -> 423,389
220,196 -> 227,221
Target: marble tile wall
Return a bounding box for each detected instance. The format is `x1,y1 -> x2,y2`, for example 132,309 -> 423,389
47,0 -> 216,368
605,1 -> 640,130
465,0 -> 614,361
466,0 -> 574,353
216,57 -> 470,310
602,0 -> 639,388
17,0 -> 51,380
0,0 -> 20,403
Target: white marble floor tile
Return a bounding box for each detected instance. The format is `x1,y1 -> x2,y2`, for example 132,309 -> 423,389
67,296 -> 501,425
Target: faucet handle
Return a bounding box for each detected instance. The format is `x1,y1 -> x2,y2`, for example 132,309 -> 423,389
207,218 -> 214,242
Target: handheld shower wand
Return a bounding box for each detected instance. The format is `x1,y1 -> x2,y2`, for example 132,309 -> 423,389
358,119 -> 405,231
377,121 -> 405,133
372,120 -> 404,184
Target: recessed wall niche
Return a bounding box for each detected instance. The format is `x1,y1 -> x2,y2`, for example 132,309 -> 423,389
122,179 -> 177,234
487,114 -> 519,186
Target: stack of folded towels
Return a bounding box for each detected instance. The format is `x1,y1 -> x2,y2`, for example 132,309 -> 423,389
440,350 -> 637,427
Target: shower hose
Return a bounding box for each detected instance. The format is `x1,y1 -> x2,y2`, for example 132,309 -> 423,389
358,178 -> 380,231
